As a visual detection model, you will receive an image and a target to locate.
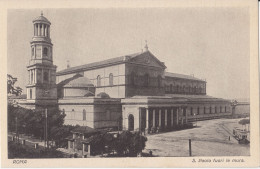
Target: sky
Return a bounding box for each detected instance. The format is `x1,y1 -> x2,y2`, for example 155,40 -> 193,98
7,8 -> 250,99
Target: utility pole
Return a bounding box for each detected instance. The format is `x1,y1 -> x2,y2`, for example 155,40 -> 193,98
189,139 -> 192,156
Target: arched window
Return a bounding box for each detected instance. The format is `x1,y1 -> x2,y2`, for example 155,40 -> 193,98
197,107 -> 200,115
157,75 -> 162,88
144,74 -> 149,87
43,47 -> 48,56
62,109 -> 65,114
109,73 -> 113,86
97,75 -> 101,87
44,72 -> 49,82
32,48 -> 34,56
190,107 -> 193,116
30,89 -> 32,99
83,109 -> 86,120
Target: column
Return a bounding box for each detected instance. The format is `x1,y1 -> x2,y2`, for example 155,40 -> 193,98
29,70 -> 31,84
42,24 -> 44,36
68,141 -> 70,150
176,108 -> 179,125
185,108 -> 188,124
48,25 -> 50,37
88,144 -> 91,156
72,141 -> 75,152
34,69 -> 37,84
32,69 -> 34,84
43,24 -> 45,36
159,109 -> 161,127
38,24 -> 40,36
153,109 -> 155,127
165,109 -> 167,127
35,24 -> 37,36
34,24 -> 36,36
35,69 -> 37,84
146,108 -> 149,132
171,108 -> 173,127
48,70 -> 51,84
41,69 -> 44,83
181,108 -> 184,125
82,143 -> 85,156
45,25 -> 47,37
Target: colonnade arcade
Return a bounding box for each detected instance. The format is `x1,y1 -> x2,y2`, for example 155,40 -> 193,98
128,106 -> 188,133
34,23 -> 50,37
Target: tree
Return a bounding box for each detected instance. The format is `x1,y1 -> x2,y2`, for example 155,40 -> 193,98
8,104 -> 66,142
7,74 -> 22,96
129,131 -> 147,156
50,125 -> 77,148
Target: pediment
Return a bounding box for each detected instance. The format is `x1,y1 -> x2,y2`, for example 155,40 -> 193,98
128,51 -> 166,69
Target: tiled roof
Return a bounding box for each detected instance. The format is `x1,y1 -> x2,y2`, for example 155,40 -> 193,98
165,94 -> 229,102
57,55 -> 127,76
165,72 -> 205,82
33,15 -> 51,24
56,51 -> 161,76
63,76 -> 94,88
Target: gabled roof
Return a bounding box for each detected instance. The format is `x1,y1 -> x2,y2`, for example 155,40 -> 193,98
165,72 -> 205,82
56,51 -> 166,76
57,56 -> 127,76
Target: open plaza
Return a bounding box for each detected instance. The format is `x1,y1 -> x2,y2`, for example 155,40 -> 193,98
144,118 -> 250,157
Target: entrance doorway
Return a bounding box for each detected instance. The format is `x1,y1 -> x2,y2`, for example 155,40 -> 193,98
128,114 -> 134,131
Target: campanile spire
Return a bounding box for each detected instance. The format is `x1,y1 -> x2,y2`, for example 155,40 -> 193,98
26,13 -> 57,106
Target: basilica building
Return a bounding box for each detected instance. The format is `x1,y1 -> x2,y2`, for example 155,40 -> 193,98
20,14 -> 232,133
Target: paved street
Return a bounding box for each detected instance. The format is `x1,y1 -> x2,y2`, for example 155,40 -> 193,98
144,118 -> 250,157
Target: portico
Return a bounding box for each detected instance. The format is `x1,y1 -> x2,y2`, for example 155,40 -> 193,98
121,96 -> 188,133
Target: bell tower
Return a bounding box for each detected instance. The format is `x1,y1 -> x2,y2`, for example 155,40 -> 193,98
26,12 -> 57,107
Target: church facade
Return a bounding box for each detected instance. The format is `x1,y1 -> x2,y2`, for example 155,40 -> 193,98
20,14 -> 232,133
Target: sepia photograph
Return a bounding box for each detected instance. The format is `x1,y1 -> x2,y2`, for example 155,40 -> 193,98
1,0 -> 259,168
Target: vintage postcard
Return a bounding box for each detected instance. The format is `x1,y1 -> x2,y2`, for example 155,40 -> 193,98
0,0 -> 259,168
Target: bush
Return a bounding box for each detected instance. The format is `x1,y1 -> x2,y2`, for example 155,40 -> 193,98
8,141 -> 65,158
88,131 -> 148,157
